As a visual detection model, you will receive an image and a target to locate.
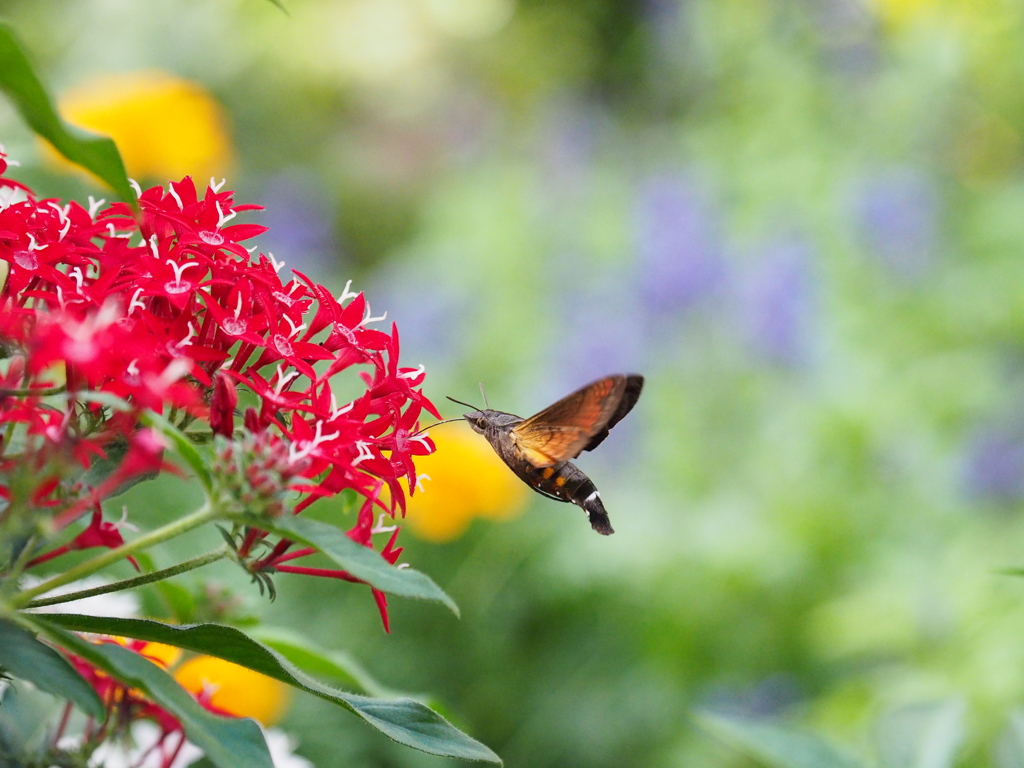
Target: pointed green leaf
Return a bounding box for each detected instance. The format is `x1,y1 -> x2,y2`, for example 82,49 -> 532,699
0,618 -> 104,719
40,614 -> 500,763
81,436 -> 159,497
67,394 -> 211,490
695,711 -> 868,768
25,616 -> 273,768
875,700 -> 965,768
0,24 -> 135,204
249,514 -> 458,616
248,626 -> 401,698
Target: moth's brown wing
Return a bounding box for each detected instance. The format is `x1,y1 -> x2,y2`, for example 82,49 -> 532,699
581,374 -> 644,453
510,375 -> 632,468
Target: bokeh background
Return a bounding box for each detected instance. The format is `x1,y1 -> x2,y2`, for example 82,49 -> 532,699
6,0 -> 1024,764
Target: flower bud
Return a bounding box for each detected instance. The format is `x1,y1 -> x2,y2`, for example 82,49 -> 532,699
210,372 -> 238,438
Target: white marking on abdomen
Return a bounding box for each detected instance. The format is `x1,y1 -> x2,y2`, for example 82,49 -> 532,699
585,491 -> 600,503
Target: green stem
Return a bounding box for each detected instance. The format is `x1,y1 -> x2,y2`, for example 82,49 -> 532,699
0,385 -> 66,397
22,546 -> 229,610
10,503 -> 218,608
2,533 -> 39,584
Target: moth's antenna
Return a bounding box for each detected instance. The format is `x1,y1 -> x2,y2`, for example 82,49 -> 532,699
446,395 -> 480,410
411,417 -> 464,437
478,382 -> 489,409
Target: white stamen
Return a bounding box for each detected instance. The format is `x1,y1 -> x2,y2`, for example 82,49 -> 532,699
371,514 -> 398,535
128,288 -> 146,315
396,563 -> 410,570
215,200 -> 236,228
410,434 -> 432,451
126,359 -> 140,376
288,420 -> 341,464
399,364 -> 425,380
176,322 -> 197,349
168,184 -> 184,210
149,234 -> 160,260
59,217 -> 71,240
128,178 -> 143,197
47,201 -> 70,224
359,302 -> 387,327
267,252 -> 286,274
273,365 -> 300,395
337,279 -> 359,304
283,315 -> 307,338
88,196 -> 106,218
330,394 -> 354,419
69,267 -> 84,290
414,473 -> 431,494
27,233 -> 44,251
210,177 -> 227,193
351,441 -> 374,466
117,506 -> 140,533
233,292 -> 244,320
166,259 -> 200,285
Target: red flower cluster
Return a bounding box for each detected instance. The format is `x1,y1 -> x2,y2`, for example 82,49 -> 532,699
0,148 -> 437,626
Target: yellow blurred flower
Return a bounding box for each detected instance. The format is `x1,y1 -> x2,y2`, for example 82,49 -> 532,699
873,0 -> 936,26
403,427 -> 529,542
174,655 -> 290,726
49,71 -> 233,182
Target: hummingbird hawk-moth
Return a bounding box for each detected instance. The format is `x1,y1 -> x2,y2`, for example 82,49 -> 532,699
447,374 -> 644,535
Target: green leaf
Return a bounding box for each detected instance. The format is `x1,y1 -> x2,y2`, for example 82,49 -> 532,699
81,436 -> 158,497
251,514 -> 459,616
25,616 -> 273,768
0,23 -> 136,204
0,618 -> 104,719
67,395 -> 211,491
874,700 -> 965,768
70,390 -> 132,412
248,626 -> 401,698
41,614 -> 500,763
695,711 -> 868,768
139,411 -> 212,491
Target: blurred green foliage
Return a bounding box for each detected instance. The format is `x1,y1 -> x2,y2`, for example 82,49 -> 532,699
9,0 -> 1024,765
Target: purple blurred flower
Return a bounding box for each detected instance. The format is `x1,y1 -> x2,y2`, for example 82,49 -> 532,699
538,101 -> 601,192
856,169 -> 938,278
369,263 -> 471,366
739,240 -> 817,366
635,174 -> 727,316
550,264 -> 646,390
963,431 -> 1024,501
257,172 -> 338,279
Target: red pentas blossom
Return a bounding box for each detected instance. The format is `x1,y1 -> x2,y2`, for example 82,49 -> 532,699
0,146 -> 437,627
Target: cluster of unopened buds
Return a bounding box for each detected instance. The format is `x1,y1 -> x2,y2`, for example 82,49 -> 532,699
211,430 -> 303,519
